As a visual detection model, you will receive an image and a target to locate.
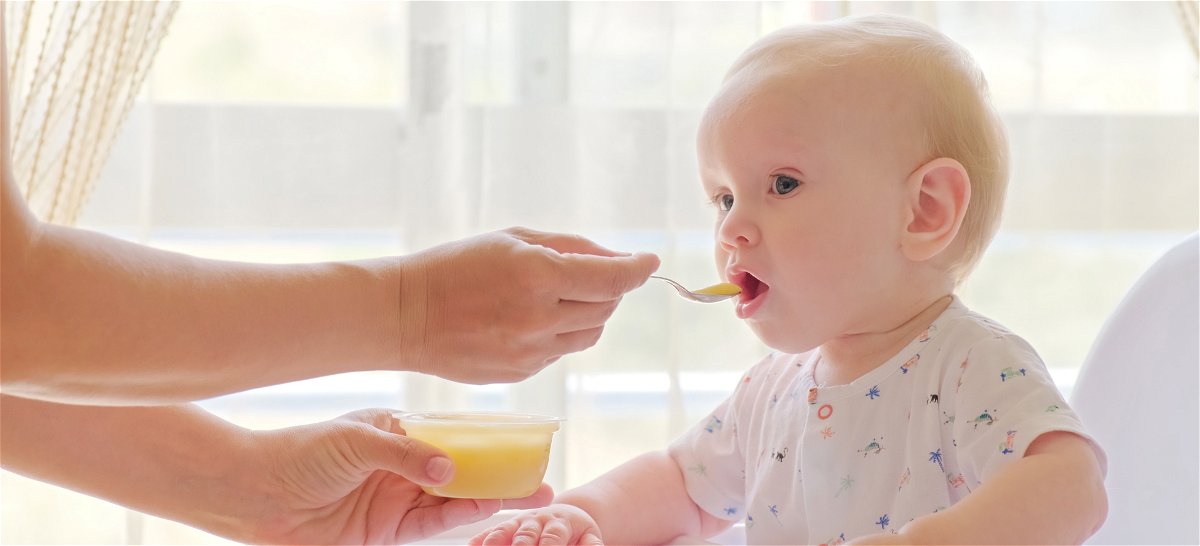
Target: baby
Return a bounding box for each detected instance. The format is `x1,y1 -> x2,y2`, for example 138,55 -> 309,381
472,14 -> 1107,546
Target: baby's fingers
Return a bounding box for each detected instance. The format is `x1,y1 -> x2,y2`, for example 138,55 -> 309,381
470,519 -> 521,546
468,508 -> 600,546
535,519 -> 572,545
538,520 -> 604,546
510,518 -> 546,545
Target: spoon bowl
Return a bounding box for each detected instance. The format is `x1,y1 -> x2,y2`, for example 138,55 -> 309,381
651,275 -> 741,303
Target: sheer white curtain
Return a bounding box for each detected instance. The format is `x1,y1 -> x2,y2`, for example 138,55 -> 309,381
5,0 -> 177,224
3,2 -> 1196,543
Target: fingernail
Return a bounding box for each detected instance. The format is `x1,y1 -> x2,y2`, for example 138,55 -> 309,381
426,456 -> 453,482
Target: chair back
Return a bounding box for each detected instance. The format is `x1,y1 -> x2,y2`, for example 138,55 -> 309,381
1071,233 -> 1199,545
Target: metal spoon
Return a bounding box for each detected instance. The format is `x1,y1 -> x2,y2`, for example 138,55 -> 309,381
650,275 -> 741,303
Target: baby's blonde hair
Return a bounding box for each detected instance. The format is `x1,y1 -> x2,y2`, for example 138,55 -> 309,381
726,14 -> 1009,283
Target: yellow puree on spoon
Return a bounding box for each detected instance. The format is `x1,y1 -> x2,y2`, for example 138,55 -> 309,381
692,282 -> 742,296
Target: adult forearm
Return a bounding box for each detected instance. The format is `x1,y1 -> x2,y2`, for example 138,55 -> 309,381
0,395 -> 262,539
556,450 -> 720,545
1,222 -> 404,404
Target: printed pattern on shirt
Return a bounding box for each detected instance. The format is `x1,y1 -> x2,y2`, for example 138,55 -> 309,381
667,298 -> 1101,544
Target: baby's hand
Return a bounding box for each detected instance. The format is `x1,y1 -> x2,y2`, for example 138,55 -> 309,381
469,503 -> 603,546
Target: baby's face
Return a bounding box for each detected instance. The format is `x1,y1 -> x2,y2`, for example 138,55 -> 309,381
698,60 -> 928,353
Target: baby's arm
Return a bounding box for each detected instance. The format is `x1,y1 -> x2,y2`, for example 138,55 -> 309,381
473,450 -> 733,545
852,431 -> 1107,545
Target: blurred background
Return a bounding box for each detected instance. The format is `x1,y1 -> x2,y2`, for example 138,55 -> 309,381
2,1 -> 1197,543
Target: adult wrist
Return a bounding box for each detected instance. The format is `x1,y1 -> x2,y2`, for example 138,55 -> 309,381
159,414 -> 264,543
395,254 -> 429,375
225,427 -> 303,543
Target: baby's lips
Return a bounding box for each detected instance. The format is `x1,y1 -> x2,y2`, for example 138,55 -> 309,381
728,270 -> 766,302
727,270 -> 749,289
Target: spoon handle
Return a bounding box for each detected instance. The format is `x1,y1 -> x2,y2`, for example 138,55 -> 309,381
650,275 -> 739,303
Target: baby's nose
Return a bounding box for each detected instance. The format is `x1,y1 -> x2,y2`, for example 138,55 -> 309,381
717,209 -> 760,249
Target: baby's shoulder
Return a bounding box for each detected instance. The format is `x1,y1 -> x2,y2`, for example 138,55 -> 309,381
920,311 -> 1060,403
931,310 -> 1038,361
915,309 -> 1047,391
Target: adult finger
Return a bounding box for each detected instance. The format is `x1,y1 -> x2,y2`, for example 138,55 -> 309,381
338,408 -> 398,431
551,299 -> 620,333
499,483 -> 554,510
420,498 -> 502,537
509,228 -> 625,257
422,484 -> 552,544
550,326 -> 605,356
555,252 -> 660,302
348,425 -> 455,487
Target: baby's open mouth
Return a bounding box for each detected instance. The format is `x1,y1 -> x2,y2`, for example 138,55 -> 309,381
733,272 -> 769,302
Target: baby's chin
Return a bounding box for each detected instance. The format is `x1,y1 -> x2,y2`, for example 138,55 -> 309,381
751,323 -> 821,355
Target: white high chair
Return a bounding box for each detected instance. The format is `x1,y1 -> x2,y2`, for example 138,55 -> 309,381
1070,233 -> 1199,545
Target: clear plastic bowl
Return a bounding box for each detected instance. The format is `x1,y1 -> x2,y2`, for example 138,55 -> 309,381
392,411 -> 564,499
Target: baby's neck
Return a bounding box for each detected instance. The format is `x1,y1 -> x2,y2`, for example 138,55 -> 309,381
814,293 -> 954,387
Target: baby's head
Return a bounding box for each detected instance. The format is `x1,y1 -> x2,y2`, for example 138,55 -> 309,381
699,14 -> 1008,352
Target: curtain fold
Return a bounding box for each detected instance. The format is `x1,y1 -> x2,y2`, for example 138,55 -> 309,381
5,0 -> 177,225
1178,0 -> 1199,59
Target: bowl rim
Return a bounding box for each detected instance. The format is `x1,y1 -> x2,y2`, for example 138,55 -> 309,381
391,410 -> 564,428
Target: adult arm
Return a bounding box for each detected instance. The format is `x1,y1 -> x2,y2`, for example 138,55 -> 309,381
850,431 -> 1107,545
0,26 -> 659,404
2,181 -> 657,404
0,395 -> 553,544
2,177 -> 401,403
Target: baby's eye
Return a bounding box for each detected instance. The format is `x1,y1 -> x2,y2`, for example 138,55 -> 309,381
773,175 -> 801,195
717,193 -> 735,212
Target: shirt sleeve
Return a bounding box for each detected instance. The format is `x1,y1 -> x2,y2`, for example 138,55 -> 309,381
950,334 -> 1106,487
668,355 -> 774,522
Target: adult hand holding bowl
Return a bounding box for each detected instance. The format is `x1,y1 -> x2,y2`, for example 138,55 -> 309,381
393,411 -> 564,499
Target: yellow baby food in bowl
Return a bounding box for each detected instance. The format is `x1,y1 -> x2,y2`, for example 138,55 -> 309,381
393,411 -> 563,499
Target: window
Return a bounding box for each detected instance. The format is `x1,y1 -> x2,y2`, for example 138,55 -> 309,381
3,2 -> 1195,542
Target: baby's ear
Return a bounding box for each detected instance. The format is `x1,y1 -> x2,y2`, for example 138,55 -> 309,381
901,157 -> 970,263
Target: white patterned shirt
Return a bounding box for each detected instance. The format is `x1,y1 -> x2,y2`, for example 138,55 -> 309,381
668,298 -> 1102,545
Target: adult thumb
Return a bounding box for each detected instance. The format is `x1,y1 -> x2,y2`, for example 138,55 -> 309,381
557,251 -> 661,302
351,425 -> 456,487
